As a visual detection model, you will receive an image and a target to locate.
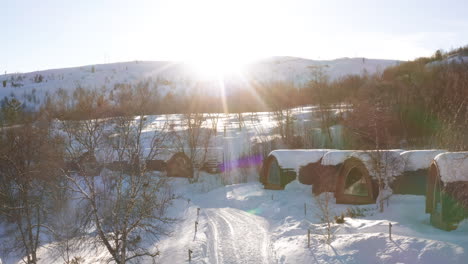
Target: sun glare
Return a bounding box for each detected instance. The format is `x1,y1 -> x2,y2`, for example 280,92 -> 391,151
186,53 -> 251,79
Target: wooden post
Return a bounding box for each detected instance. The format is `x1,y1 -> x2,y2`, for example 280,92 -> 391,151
187,198 -> 191,205
195,221 -> 198,233
271,194 -> 274,200
188,249 -> 193,261
197,208 -> 200,217
304,203 -> 307,217
307,229 -> 311,248
389,222 -> 392,240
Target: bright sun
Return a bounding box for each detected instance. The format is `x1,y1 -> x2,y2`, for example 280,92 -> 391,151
186,53 -> 250,79
161,0 -> 279,79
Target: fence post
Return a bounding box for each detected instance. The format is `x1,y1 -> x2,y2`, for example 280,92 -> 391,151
195,221 -> 198,233
308,229 -> 311,248
304,203 -> 307,217
197,208 -> 200,217
188,249 -> 193,261
389,222 -> 392,240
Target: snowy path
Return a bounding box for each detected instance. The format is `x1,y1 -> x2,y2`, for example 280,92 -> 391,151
204,208 -> 274,264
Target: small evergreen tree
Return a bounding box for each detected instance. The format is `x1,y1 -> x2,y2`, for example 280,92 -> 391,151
1,98 -> 23,124
434,49 -> 443,60
2,80 -> 6,87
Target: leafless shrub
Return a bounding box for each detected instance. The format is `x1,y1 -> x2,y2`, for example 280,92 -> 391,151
313,192 -> 337,244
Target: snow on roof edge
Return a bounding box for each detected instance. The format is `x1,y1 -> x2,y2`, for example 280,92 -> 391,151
321,150 -> 356,166
399,150 -> 447,171
434,152 -> 468,183
269,149 -> 333,172
349,150 -> 405,179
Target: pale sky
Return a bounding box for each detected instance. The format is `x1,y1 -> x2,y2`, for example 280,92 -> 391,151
1,0 -> 468,73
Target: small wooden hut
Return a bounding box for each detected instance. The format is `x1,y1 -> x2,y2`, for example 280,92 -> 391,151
100,148 -> 193,178
335,150 -> 404,204
261,149 -> 331,190
68,151 -> 102,176
426,152 -> 468,230
166,152 -> 194,178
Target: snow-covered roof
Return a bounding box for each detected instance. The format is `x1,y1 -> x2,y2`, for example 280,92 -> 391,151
269,149 -> 332,172
350,150 -> 405,179
321,150 -> 355,166
399,150 -> 446,171
434,152 -> 468,183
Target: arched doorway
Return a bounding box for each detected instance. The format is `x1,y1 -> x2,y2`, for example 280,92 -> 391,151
336,157 -> 377,204
260,156 -> 296,190
344,167 -> 369,197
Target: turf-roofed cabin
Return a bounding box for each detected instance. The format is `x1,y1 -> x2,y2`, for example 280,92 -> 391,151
334,150 -> 405,204
334,149 -> 446,205
260,150 -> 331,190
426,152 -> 468,231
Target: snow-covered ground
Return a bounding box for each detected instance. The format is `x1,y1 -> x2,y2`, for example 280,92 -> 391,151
2,154 -> 467,264
21,176 -> 466,264
154,178 -> 468,264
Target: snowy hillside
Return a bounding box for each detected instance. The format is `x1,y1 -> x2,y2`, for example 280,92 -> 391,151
0,57 -> 399,108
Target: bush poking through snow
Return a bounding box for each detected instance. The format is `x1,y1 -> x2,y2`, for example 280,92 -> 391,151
334,214 -> 345,224
70,256 -> 84,264
345,206 -> 373,218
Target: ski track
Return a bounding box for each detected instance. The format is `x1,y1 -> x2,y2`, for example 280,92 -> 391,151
204,208 -> 273,264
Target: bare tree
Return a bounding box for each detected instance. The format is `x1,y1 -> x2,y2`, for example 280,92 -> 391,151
366,150 -> 403,213
0,119 -> 64,264
61,109 -> 176,263
173,112 -> 215,181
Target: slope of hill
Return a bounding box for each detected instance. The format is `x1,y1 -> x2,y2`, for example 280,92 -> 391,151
0,57 -> 399,108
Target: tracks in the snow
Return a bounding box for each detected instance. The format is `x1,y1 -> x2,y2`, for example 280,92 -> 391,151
204,208 -> 274,264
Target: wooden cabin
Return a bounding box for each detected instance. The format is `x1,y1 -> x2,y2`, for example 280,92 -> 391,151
261,149 -> 331,190
261,154 -> 296,190
426,152 -> 468,231
166,152 -> 193,178
67,151 -> 102,176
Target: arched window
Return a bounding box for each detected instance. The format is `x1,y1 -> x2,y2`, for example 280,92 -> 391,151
344,167 -> 369,197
